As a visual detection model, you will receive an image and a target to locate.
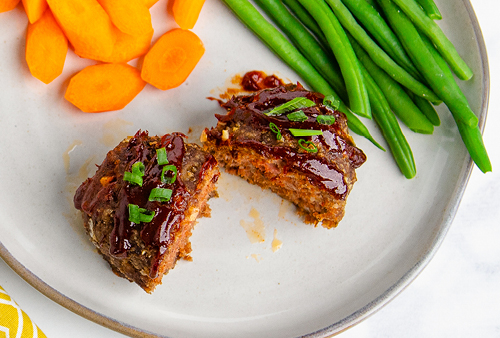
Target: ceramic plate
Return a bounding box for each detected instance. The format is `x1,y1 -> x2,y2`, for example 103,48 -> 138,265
0,0 -> 488,337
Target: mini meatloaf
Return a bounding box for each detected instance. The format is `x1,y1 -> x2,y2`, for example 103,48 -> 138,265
202,83 -> 366,228
74,130 -> 219,293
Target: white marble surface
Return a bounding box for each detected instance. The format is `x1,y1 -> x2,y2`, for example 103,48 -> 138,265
1,0 -> 499,337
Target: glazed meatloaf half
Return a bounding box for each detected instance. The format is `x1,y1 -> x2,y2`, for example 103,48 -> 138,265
74,130 -> 219,293
202,83 -> 366,228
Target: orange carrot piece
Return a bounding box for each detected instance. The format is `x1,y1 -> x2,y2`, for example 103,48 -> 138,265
46,0 -> 116,60
25,9 -> 68,84
141,28 -> 205,90
0,0 -> 21,12
172,0 -> 205,30
22,0 -> 48,23
96,27 -> 153,63
65,63 -> 146,113
98,0 -> 153,37
144,0 -> 159,8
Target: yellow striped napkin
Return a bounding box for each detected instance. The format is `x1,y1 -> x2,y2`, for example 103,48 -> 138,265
0,285 -> 47,338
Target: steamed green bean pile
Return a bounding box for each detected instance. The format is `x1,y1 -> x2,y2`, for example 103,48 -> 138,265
221,0 -> 491,177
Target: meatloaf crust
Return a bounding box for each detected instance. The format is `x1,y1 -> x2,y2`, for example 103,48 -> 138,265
74,130 -> 219,293
202,83 -> 366,228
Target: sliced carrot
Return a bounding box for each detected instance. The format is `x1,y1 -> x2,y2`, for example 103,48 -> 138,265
172,0 -> 205,30
65,63 -> 146,113
98,0 -> 153,37
0,0 -> 21,12
96,27 -> 153,63
141,28 -> 204,90
144,0 -> 159,8
25,9 -> 68,84
46,0 -> 116,60
22,0 -> 48,23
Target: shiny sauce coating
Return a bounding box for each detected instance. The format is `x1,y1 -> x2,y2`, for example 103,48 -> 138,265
214,84 -> 366,199
74,131 -> 190,278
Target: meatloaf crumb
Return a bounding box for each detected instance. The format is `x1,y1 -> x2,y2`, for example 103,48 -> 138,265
202,83 -> 366,228
74,130 -> 219,293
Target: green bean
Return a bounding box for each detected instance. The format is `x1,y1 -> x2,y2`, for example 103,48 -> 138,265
343,109 -> 385,151
421,35 -> 490,172
389,0 -> 472,80
379,0 -> 490,172
415,0 -> 442,20
297,0 -> 371,118
363,0 -> 383,12
359,60 -> 416,178
378,0 -> 478,127
349,34 -> 434,134
341,0 -> 420,79
323,0 -> 441,105
220,0 -> 381,147
281,0 -> 330,49
254,0 -> 348,102
456,121 -> 492,173
406,90 -> 440,126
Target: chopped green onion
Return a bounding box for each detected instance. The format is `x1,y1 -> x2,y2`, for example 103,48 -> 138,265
123,171 -> 143,186
289,128 -> 323,137
156,147 -> 169,165
149,188 -> 173,202
287,110 -> 308,122
323,95 -> 341,110
124,161 -> 145,186
269,122 -> 282,140
131,161 -> 145,175
317,115 -> 336,125
265,97 -> 316,116
298,139 -> 318,153
161,165 -> 178,184
128,204 -> 155,223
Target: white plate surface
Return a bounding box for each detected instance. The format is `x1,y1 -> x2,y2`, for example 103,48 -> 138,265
0,0 -> 488,337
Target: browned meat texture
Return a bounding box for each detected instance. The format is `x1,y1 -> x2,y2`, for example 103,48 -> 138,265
202,83 -> 366,228
74,130 -> 219,293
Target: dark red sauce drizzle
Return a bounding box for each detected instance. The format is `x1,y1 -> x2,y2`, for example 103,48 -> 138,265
214,83 -> 366,199
241,71 -> 284,92
74,131 -> 191,278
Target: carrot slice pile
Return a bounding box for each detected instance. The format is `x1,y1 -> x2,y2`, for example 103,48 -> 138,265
22,0 -> 48,23
4,0 -> 208,112
141,28 -> 205,90
46,0 -> 116,60
25,9 -> 67,84
172,0 -> 205,30
65,63 -> 146,113
98,0 -> 153,37
0,0 -> 21,13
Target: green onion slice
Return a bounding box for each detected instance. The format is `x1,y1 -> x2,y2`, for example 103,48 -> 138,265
156,147 -> 169,165
128,204 -> 155,223
149,188 -> 173,202
323,95 -> 341,110
289,128 -> 323,137
287,110 -> 308,122
269,122 -> 282,140
131,161 -> 145,176
265,97 -> 316,116
317,115 -> 336,125
298,139 -> 318,153
124,162 -> 145,186
123,171 -> 143,186
161,165 -> 178,184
